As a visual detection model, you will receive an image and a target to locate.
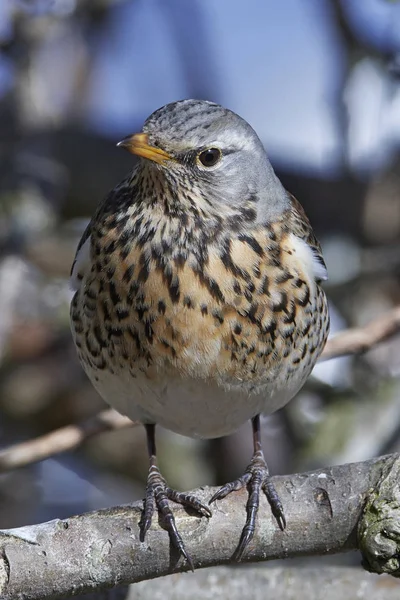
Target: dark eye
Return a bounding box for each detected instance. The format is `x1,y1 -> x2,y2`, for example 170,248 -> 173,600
198,148 -> 222,167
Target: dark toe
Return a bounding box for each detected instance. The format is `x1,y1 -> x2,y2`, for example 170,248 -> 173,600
141,466 -> 209,569
211,453 -> 285,560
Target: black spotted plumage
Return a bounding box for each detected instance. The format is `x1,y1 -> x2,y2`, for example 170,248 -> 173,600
70,99 -> 329,570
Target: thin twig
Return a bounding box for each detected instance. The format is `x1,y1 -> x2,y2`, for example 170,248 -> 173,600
0,409 -> 134,473
321,305 -> 400,361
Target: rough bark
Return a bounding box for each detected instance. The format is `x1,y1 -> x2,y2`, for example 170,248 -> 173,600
359,456 -> 400,576
1,454 -> 400,599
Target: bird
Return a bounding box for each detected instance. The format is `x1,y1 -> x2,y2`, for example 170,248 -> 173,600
70,99 -> 329,569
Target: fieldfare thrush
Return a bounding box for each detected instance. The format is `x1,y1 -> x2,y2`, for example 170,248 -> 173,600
70,99 -> 329,568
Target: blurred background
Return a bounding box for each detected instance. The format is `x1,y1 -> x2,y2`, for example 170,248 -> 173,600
0,0 -> 400,573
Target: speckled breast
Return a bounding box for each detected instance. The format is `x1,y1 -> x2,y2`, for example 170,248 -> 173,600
70,214 -> 329,437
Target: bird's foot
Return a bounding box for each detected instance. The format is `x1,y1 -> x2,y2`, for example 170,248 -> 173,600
140,464 -> 212,570
209,449 -> 286,560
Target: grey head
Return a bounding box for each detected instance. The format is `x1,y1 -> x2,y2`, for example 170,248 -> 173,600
122,99 -> 289,223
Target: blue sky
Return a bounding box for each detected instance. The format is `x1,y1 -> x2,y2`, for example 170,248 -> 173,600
1,0 -> 400,177
86,0 -> 346,175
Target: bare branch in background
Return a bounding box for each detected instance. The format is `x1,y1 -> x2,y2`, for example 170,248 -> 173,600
0,409 -> 134,473
1,454 -> 399,599
321,305 -> 400,361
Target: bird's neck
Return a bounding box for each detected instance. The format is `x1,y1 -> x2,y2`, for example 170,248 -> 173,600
101,164 -> 289,258
124,164 -> 240,236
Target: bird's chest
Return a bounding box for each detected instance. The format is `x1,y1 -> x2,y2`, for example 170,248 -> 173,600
71,227 -> 326,387
72,280 -> 323,439
70,226 -> 329,438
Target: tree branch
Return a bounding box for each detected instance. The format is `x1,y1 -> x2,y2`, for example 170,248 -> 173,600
321,305 -> 400,361
0,454 -> 399,599
0,410 -> 134,473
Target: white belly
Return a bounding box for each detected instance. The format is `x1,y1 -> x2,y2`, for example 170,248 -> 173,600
86,365 -> 307,439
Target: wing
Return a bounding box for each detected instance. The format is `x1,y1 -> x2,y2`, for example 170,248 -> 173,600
70,222 -> 92,292
288,193 -> 328,283
69,175 -> 134,292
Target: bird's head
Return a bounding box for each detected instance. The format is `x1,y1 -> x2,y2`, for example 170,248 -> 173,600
117,99 -> 289,223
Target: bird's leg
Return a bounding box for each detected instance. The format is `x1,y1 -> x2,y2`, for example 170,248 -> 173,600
140,424 -> 211,570
210,415 -> 286,560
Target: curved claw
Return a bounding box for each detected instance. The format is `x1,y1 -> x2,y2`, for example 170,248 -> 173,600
139,483 -> 156,541
210,454 -> 285,560
140,465 -> 210,570
139,515 -> 152,542
263,479 -> 286,531
209,473 -> 252,504
168,488 -> 212,518
277,513 -> 286,531
161,505 -> 194,572
234,501 -> 259,561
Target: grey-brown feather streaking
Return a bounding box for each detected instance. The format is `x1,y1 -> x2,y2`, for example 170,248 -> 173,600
70,99 -> 329,568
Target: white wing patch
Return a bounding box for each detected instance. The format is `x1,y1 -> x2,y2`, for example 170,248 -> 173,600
290,234 -> 328,282
70,235 -> 91,292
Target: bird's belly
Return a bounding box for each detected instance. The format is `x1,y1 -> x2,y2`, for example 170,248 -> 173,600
84,363 -> 307,439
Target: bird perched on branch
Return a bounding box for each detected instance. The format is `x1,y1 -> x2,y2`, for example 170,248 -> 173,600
70,99 -> 329,569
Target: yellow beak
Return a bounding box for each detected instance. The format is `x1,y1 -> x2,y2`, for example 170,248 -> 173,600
117,132 -> 172,164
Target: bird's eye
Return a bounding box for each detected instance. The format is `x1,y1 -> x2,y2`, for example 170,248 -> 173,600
198,148 -> 222,167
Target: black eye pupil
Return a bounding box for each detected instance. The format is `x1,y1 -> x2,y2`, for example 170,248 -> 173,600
199,148 -> 221,167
